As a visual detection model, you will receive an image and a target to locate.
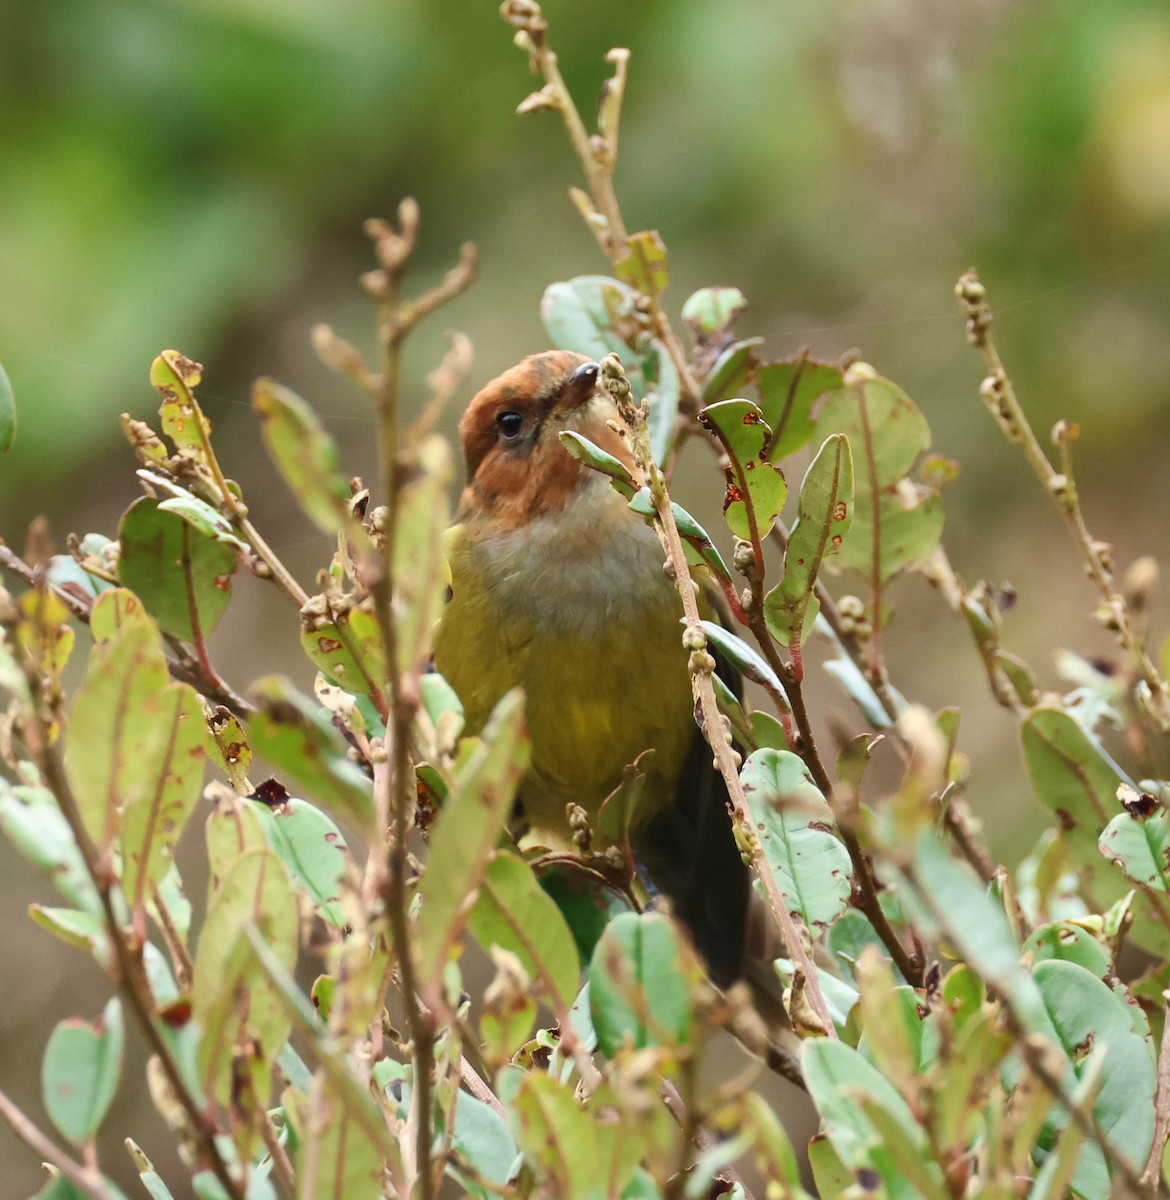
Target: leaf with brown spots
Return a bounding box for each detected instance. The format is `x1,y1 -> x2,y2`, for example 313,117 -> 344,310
764,433 -> 853,652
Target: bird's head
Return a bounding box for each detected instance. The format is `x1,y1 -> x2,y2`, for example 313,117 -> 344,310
457,351 -> 637,530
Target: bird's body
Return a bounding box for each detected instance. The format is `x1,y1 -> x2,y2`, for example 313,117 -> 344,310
440,466 -> 697,841
434,351 -> 749,983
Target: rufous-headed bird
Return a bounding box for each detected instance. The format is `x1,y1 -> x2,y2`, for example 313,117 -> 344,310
434,350 -> 749,986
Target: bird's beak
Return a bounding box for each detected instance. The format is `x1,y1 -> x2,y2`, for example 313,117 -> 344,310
556,361 -> 601,415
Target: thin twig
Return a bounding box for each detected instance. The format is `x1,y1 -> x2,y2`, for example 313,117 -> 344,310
741,602 -> 925,988
1143,991 -> 1170,1184
660,1079 -> 757,1200
256,1109 -> 296,1200
0,1086 -> 121,1200
360,202 -> 476,1200
501,2 -> 705,419
956,269 -> 1170,732
600,355 -> 836,1038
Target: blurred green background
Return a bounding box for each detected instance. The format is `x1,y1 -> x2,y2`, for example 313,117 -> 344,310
3,0 -> 1170,1192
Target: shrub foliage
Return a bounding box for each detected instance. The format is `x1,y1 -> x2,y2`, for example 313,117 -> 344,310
1,5 -> 1169,1199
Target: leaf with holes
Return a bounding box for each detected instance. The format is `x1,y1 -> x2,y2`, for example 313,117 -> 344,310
1022,708 -> 1170,960
1099,807 -> 1170,892
246,676 -> 375,835
700,398 -> 787,540
299,596 -> 385,706
150,350 -> 211,455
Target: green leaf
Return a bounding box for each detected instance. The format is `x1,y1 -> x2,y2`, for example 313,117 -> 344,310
1099,806 -> 1170,891
1022,708 -> 1170,960
119,680 -> 207,911
64,612 -> 172,851
763,434 -> 854,650
627,488 -> 732,583
255,798 -> 350,928
681,287 -> 747,336
897,832 -> 1050,1032
118,497 -> 237,642
541,275 -> 643,366
125,1139 -> 176,1200
205,704 -> 252,793
449,1089 -> 519,1189
88,586 -> 151,642
29,905 -> 108,958
540,276 -> 677,466
803,1039 -> 937,1200
0,357 -> 15,452
589,912 -> 695,1054
642,339 -> 680,469
700,620 -> 786,699
46,552 -> 115,606
294,1078 -> 386,1200
756,355 -> 843,462
252,377 -> 354,534
192,848 -> 298,1106
504,1069 -> 598,1199
299,596 -> 385,705
538,866 -> 635,969
1024,921 -> 1110,977
614,230 -> 668,298
807,1134 -> 852,1199
205,788 -> 268,888
415,689 -> 529,995
740,748 -> 852,935
700,337 -> 764,405
468,851 -> 580,1017
393,434 -> 452,673
42,997 -> 124,1145
243,927 -> 400,1173
0,781 -> 99,910
817,371 -> 943,582
559,430 -> 637,499
155,494 -> 249,551
246,675 -> 375,835
1032,960 -> 1156,1192
700,398 -> 787,539
857,974 -> 940,1084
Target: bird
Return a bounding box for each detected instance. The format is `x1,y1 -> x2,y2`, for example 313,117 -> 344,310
433,350 -> 750,986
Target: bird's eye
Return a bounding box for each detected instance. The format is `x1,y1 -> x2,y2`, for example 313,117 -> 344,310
496,410 -> 524,441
